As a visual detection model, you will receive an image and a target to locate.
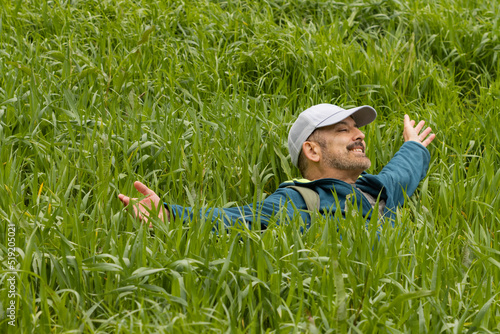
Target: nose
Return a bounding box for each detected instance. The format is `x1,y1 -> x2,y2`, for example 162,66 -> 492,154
353,128 -> 365,141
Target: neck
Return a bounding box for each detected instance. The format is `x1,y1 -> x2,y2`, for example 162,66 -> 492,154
306,168 -> 363,184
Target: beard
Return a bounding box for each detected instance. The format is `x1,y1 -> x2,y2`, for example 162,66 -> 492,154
322,143 -> 371,171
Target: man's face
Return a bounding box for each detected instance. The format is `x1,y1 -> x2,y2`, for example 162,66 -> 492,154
314,116 -> 371,172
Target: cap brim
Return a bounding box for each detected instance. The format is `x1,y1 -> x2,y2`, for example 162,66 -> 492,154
317,105 -> 377,129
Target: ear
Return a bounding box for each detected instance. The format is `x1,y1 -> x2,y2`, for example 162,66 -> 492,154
302,141 -> 322,163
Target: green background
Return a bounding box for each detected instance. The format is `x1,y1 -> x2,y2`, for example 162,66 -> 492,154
1,0 -> 499,332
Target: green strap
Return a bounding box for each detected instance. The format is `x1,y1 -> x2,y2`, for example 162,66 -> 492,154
287,186 -> 320,213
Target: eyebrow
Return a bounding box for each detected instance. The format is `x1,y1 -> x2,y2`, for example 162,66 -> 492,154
335,121 -> 359,128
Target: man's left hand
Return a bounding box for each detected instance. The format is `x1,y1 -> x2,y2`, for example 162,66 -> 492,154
403,114 -> 436,147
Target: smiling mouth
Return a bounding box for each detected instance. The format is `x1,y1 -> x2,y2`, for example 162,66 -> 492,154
348,146 -> 365,154
347,141 -> 365,153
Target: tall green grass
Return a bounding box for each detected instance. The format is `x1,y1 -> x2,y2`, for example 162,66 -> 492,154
1,0 -> 499,332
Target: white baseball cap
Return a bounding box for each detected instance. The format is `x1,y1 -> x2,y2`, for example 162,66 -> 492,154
288,103 -> 377,167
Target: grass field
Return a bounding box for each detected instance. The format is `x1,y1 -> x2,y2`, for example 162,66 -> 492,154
1,0 -> 499,332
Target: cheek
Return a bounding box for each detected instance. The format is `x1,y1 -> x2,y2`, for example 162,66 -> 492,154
325,146 -> 347,157
331,141 -> 349,153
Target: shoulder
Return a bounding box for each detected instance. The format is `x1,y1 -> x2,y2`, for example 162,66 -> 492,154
279,178 -> 312,186
355,172 -> 385,192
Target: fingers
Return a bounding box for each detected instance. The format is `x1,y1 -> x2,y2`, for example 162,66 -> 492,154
118,194 -> 142,218
403,115 -> 414,142
418,126 -> 433,141
421,133 -> 436,147
414,120 -> 426,134
119,181 -> 163,225
417,126 -> 434,147
134,181 -> 156,196
404,114 -> 436,147
404,114 -> 411,128
118,194 -> 130,206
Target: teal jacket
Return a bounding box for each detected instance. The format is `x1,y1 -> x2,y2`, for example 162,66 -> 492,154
167,141 -> 430,229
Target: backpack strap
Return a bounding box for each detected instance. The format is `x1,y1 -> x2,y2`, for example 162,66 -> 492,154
287,186 -> 320,213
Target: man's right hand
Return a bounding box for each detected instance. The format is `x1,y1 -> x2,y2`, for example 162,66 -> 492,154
118,181 -> 169,227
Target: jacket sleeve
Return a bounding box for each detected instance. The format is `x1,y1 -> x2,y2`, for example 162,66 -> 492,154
358,141 -> 431,208
165,187 -> 308,230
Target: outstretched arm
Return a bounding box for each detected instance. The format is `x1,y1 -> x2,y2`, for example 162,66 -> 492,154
357,114 -> 436,215
403,114 -> 436,147
118,181 -> 169,227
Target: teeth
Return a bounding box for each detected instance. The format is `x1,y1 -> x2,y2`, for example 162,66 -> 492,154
350,148 -> 363,152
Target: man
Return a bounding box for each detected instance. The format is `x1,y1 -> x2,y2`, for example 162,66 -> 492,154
118,103 -> 435,229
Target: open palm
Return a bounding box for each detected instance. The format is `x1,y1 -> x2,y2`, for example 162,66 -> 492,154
403,114 -> 436,147
118,181 -> 168,227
